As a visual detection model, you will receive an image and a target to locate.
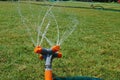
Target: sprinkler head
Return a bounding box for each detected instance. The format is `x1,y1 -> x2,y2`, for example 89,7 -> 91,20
34,46 -> 42,54
51,45 -> 60,52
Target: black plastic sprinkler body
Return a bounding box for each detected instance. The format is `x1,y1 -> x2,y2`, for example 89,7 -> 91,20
34,45 -> 62,80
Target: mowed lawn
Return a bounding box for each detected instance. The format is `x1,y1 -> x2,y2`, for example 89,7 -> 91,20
0,1 -> 120,80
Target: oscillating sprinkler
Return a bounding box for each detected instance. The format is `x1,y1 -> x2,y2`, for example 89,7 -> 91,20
34,45 -> 62,80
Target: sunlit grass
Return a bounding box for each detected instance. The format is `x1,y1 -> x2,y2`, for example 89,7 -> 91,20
0,1 -> 120,80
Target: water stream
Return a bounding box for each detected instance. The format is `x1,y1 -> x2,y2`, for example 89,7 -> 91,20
16,0 -> 78,48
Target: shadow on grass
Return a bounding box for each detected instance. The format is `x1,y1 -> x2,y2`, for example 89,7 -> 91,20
32,3 -> 120,12
53,76 -> 102,80
101,8 -> 120,12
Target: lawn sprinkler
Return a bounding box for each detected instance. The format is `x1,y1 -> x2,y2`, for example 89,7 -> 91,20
34,45 -> 62,80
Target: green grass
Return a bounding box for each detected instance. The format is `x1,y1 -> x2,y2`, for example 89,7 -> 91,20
0,1 -> 120,80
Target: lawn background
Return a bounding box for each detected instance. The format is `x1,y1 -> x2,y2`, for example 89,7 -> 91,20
0,1 -> 120,80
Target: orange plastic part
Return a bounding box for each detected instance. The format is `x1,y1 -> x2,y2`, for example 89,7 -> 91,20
51,45 -> 60,52
45,70 -> 52,80
39,55 -> 44,60
34,46 -> 42,54
57,52 -> 62,58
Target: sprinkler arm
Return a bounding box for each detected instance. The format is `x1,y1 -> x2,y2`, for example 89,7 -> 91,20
34,45 -> 62,80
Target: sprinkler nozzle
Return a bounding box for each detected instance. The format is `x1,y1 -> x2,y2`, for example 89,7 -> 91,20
39,55 -> 44,60
34,46 -> 42,54
57,52 -> 62,58
51,45 -> 60,52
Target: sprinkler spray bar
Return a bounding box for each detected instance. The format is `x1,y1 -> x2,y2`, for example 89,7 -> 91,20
34,45 -> 62,80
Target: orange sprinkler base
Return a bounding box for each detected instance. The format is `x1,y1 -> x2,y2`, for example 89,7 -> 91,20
45,70 -> 53,80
